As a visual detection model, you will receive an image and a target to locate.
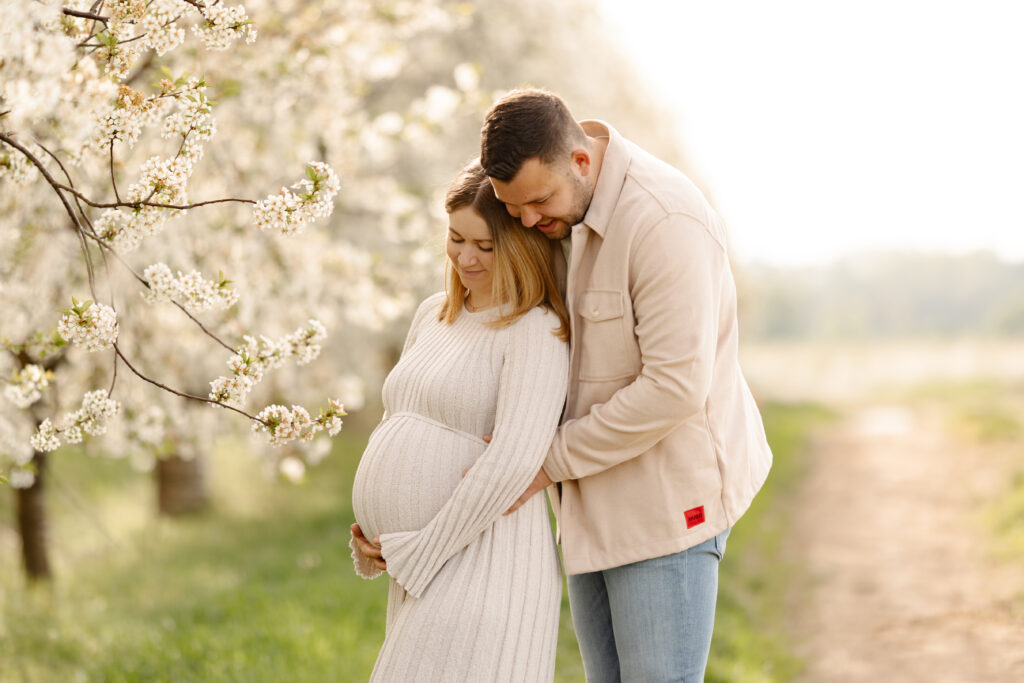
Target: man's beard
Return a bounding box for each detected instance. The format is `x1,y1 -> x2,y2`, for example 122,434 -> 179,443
562,171 -> 593,227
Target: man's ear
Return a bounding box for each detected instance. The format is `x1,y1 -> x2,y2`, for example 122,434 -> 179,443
571,149 -> 592,177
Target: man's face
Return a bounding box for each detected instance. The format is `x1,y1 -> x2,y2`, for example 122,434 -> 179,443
489,157 -> 592,241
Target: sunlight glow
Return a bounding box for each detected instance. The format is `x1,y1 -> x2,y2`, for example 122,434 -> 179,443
597,0 -> 1024,266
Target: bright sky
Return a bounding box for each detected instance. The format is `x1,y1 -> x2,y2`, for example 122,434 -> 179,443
596,0 -> 1024,266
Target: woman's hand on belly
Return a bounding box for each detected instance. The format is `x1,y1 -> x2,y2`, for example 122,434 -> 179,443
351,523 -> 387,571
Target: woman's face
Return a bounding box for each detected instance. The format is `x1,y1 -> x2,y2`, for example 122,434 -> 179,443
446,207 -> 495,303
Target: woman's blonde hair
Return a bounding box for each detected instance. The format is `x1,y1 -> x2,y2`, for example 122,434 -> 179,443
438,160 -> 569,341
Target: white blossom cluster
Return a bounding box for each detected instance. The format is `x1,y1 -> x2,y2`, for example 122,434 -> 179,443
3,365 -> 52,409
133,155 -> 191,203
96,19 -> 141,81
161,82 -> 216,164
79,0 -> 254,80
142,262 -> 239,313
92,81 -> 215,250
253,162 -> 340,236
284,319 -> 328,365
251,397 -> 345,446
94,205 -> 167,253
97,1 -> 194,78
89,85 -> 169,153
208,320 -> 327,406
0,1 -> 77,132
138,1 -> 188,56
109,0 -> 149,23
57,300 -> 119,352
30,390 -> 122,453
193,3 -> 257,50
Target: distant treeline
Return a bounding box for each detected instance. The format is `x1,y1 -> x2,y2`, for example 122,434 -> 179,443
737,251 -> 1024,340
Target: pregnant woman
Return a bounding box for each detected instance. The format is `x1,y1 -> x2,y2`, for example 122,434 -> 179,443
349,160 -> 569,681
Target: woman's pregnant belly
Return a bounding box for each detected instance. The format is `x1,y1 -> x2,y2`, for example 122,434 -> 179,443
352,412 -> 487,541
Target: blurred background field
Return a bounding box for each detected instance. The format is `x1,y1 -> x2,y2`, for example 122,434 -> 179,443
4,368 -> 1022,681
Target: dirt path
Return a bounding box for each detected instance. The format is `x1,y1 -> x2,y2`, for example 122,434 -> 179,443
788,405 -> 1024,682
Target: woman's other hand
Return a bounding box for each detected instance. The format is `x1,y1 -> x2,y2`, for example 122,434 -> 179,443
351,522 -> 387,571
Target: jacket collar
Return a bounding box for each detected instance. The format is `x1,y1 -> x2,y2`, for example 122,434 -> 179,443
579,120 -> 630,238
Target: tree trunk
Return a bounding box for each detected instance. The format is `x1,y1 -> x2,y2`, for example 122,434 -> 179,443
16,451 -> 52,581
155,452 -> 208,516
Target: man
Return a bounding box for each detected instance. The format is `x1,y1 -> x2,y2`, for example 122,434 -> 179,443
483,88 -> 773,682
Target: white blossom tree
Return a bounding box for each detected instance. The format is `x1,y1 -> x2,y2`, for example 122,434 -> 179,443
0,0 -> 475,579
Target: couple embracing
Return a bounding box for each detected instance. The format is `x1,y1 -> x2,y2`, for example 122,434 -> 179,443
349,88 -> 772,683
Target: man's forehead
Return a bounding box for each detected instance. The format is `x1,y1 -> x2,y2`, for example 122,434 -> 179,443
490,164 -> 555,204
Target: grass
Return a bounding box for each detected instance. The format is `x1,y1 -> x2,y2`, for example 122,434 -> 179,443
895,379 -> 1024,561
1,402 -> 832,682
952,382 -> 1024,563
900,378 -> 1024,443
706,403 -> 834,683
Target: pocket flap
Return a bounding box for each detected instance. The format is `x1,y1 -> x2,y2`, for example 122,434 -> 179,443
579,290 -> 624,322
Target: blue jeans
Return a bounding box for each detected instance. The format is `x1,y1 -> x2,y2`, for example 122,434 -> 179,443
567,529 -> 730,683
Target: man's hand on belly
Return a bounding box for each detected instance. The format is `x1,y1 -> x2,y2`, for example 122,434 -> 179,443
351,522 -> 387,571
504,467 -> 553,515
473,433 -> 554,515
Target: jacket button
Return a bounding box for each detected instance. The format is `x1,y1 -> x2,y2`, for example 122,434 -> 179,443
591,307 -> 599,315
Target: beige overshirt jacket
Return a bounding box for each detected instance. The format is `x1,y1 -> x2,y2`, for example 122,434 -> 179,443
543,121 -> 773,575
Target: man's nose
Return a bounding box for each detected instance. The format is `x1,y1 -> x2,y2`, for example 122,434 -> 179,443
520,207 -> 541,228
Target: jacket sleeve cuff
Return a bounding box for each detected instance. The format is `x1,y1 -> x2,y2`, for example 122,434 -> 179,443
542,426 -> 574,483
349,534 -> 383,580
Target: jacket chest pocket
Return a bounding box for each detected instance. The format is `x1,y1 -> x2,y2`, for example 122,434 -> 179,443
577,290 -> 636,382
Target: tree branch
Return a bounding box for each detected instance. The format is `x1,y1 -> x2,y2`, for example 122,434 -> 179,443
109,144 -> 121,203
113,344 -> 267,425
3,133 -> 239,371
63,8 -> 109,22
0,133 -> 96,255
20,138 -> 240,355
53,183 -> 256,210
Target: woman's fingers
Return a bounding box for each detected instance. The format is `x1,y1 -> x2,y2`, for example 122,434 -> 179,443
351,522 -> 384,559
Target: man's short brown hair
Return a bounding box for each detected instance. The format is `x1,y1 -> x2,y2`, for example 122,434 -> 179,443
480,88 -> 587,182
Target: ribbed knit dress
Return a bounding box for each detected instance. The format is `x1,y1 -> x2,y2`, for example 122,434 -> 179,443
351,292 -> 568,682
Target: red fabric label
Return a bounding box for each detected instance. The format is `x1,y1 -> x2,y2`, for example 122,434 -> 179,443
685,506 -> 706,529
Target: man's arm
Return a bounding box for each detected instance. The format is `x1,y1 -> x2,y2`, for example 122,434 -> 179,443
543,212 -> 726,483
